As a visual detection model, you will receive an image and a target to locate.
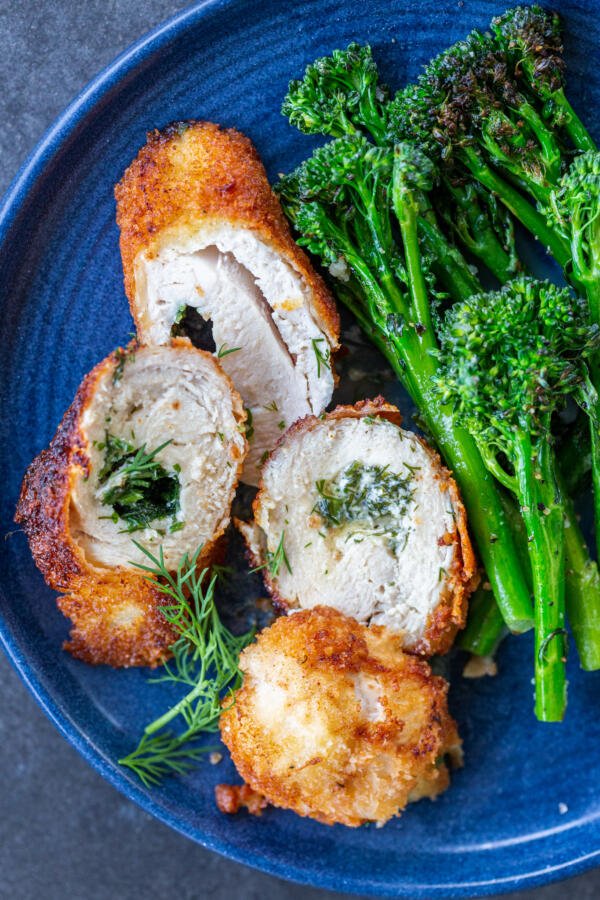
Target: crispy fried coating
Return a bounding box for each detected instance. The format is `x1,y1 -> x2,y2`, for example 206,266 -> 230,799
15,340 -> 246,668
115,120 -> 340,344
219,606 -> 461,827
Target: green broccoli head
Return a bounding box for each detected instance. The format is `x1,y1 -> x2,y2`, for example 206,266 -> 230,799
548,151 -> 600,285
393,141 -> 434,194
275,135 -> 397,276
436,277 -> 599,453
491,5 -> 565,98
281,43 -> 389,141
386,84 -> 444,160
298,132 -> 392,195
393,30 -> 561,192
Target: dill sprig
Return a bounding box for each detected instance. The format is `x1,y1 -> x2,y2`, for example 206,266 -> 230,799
217,343 -> 242,358
119,543 -> 254,787
311,337 -> 331,377
251,531 -> 293,577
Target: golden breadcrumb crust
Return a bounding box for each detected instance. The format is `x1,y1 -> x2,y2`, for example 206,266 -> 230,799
114,120 -> 340,346
243,398 -> 478,656
15,339 -> 245,668
219,606 -> 461,827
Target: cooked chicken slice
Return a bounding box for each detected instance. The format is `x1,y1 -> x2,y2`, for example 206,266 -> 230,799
15,340 -> 246,667
219,606 -> 461,827
115,120 -> 340,485
239,398 -> 477,656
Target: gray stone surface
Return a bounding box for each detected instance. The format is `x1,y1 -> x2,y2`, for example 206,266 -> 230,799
0,2 -> 598,898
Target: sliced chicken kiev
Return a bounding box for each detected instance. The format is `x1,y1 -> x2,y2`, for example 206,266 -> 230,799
219,606 -> 462,827
239,399 -> 478,656
15,340 -> 246,667
115,120 -> 340,485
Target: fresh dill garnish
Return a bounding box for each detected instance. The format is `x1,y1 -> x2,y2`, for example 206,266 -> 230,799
217,343 -> 242,359
97,433 -> 180,533
119,544 -> 254,787
314,461 -> 415,547
277,420 -> 286,431
311,337 -> 331,378
251,531 -> 292,577
264,400 -> 279,412
259,450 -> 270,466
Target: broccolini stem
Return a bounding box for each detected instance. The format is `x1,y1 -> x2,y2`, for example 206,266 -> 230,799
589,404 -> 600,565
458,586 -> 508,656
557,414 -> 592,497
514,433 -> 566,722
560,474 -> 600,671
462,465 -> 600,672
406,369 -> 534,633
417,219 -> 482,302
514,101 -> 562,188
392,158 -> 436,353
461,147 -> 572,270
553,88 -> 597,152
441,179 -> 518,284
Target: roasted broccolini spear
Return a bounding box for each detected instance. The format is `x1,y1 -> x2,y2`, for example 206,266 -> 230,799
491,4 -> 596,152
548,151 -> 600,559
436,277 -> 600,720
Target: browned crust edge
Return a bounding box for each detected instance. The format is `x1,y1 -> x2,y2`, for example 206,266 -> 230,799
411,437 -> 479,657
15,339 -> 246,667
115,120 -> 340,346
237,398 -> 478,656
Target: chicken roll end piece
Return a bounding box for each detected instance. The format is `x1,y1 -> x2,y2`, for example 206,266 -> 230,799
15,340 -> 246,667
219,606 -> 461,827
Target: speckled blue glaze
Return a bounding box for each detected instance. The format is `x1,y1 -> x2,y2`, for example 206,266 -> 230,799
0,1 -> 599,896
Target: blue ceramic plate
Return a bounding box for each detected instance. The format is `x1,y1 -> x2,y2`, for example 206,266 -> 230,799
1,1 -> 599,896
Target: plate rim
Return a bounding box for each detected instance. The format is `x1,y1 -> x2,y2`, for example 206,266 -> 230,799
0,1 -> 599,896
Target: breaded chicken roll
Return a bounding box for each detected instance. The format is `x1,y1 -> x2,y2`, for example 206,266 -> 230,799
219,606 -> 461,827
15,340 -> 246,667
115,121 -> 340,485
239,399 -> 477,656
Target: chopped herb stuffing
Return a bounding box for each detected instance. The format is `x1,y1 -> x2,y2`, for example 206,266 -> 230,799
314,461 -> 415,548
97,433 -> 181,533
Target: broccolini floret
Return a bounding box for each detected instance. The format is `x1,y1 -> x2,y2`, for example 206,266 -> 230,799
282,43 -> 389,143
491,5 -> 596,151
387,38 -> 572,268
283,42 -> 519,285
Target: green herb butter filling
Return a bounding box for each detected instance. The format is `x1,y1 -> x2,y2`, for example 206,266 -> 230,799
314,461 -> 416,550
96,432 -> 181,534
